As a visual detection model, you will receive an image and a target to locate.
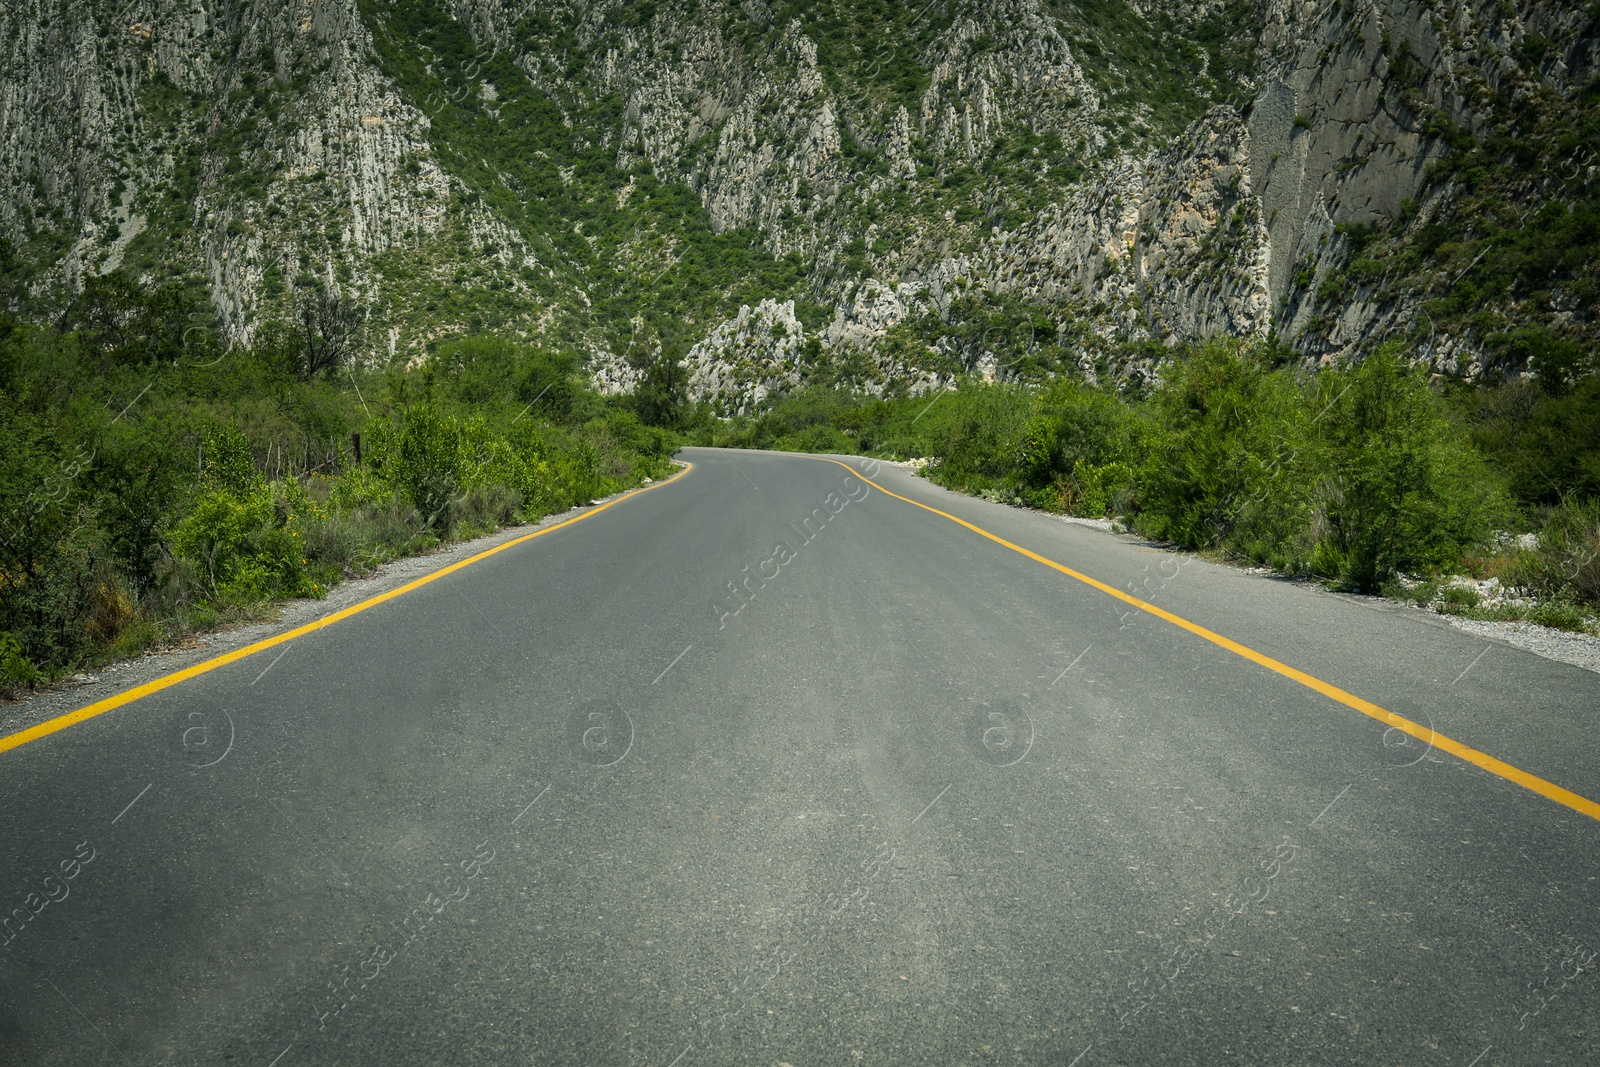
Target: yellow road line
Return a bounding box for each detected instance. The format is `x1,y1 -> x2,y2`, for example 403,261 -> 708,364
822,457 -> 1600,824
0,463 -> 694,757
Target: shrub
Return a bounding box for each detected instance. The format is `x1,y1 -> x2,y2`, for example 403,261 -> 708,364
1134,339 -> 1313,562
1510,498 -> 1600,606
326,464 -> 395,513
633,347 -> 690,428
1014,378 -> 1148,515
0,416 -> 109,671
168,482 -> 313,602
1437,583 -> 1482,611
556,432 -> 608,503
1307,345 -> 1503,589
1477,375 -> 1600,507
84,581 -> 135,646
1061,458 -> 1137,517
200,422 -> 261,495
932,384 -> 1033,493
387,403 -> 465,529
0,262 -> 671,680
88,415 -> 197,596
1486,325 -> 1592,388
1404,578 -> 1440,607
790,422 -> 854,454
1528,599 -> 1593,633
452,485 -> 524,535
0,630 -> 39,692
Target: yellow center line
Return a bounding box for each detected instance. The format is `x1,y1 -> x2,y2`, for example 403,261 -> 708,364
821,457 -> 1600,824
0,463 -> 695,757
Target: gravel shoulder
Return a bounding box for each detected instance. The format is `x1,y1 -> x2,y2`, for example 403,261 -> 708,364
1438,613 -> 1600,674
1027,498 -> 1600,678
884,458 -> 1600,678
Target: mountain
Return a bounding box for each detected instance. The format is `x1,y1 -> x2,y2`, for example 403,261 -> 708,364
3,0 -> 1595,410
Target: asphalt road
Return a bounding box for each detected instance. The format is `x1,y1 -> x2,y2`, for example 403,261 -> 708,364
2,447 -> 1597,1066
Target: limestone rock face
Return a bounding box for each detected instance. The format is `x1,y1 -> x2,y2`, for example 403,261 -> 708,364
685,298 -> 806,415
809,111 -> 1271,388
3,0 -> 1592,403
1,0 -> 536,345
1247,0 -> 1598,367
766,0 -> 1597,412
916,0 -> 1104,160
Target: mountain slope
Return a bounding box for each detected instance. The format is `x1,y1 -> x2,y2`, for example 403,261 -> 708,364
2,0 -> 1594,408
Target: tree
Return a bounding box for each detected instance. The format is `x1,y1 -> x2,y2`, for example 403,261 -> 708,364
89,416 -> 197,597
517,347 -> 582,420
634,343 -> 689,428
392,403 -> 464,530
61,271 -> 193,368
294,288 -> 364,380
1310,344 -> 1501,589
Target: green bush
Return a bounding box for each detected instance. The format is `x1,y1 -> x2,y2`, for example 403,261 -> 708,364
714,330 -> 1594,615
88,415 -> 197,596
1308,345 -> 1503,589
326,464 -> 396,513
1465,375 -> 1600,508
1544,499 -> 1600,605
1437,584 -> 1482,611
1507,498 -> 1600,606
199,422 -> 261,495
0,255 -> 673,680
168,482 -> 315,602
933,384 -> 1034,493
1403,578 -> 1440,607
0,414 -> 111,674
385,403 -> 465,529
1529,599 -> 1594,633
632,347 -> 690,428
1134,339 -> 1313,563
1064,458 -> 1137,517
1016,379 -> 1148,515
0,630 -> 39,691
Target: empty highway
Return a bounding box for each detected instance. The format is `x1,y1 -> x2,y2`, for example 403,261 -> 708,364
1,448 -> 1596,1066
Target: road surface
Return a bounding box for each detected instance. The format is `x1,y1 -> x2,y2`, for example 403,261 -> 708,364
2,448 -> 1597,1066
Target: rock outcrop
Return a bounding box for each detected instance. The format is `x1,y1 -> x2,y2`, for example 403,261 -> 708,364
3,0 -> 1592,405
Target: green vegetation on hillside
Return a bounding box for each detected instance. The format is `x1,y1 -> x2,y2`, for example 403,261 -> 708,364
1312,62 -> 1600,376
1046,0 -> 1257,135
360,0 -> 812,351
863,294 -> 1159,384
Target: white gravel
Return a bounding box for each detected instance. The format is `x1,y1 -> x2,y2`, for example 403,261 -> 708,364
1058,515 -> 1118,533
1442,616 -> 1600,675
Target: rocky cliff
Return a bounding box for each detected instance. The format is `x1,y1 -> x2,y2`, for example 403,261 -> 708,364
805,0 -> 1598,394
2,0 -> 1594,407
